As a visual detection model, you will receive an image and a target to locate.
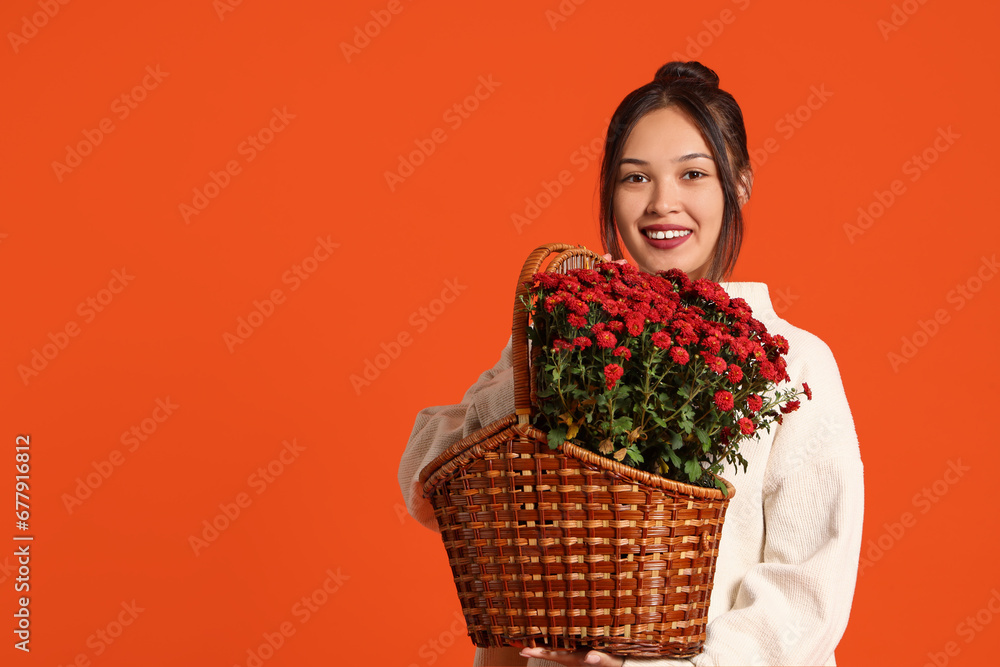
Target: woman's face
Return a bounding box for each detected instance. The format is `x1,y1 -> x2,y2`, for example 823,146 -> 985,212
613,106 -> 725,279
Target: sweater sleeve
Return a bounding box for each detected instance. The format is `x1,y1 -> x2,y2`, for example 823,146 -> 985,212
397,335 -> 518,533
624,335 -> 865,667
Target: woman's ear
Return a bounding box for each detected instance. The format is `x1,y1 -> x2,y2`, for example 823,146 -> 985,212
737,170 -> 753,207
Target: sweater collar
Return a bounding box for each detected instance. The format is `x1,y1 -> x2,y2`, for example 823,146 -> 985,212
717,282 -> 777,320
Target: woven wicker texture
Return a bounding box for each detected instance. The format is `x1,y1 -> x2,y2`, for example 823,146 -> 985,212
418,243 -> 735,657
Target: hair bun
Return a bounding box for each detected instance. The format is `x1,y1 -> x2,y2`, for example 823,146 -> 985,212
654,61 -> 720,88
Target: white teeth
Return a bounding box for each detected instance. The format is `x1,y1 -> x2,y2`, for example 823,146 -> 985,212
645,229 -> 692,240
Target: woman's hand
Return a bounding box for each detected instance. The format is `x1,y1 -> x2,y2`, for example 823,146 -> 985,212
600,253 -> 629,265
517,646 -> 625,666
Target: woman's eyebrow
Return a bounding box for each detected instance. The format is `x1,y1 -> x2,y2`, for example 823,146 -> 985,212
620,153 -> 714,167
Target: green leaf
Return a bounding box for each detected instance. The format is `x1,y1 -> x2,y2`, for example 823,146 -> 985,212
667,449 -> 682,468
548,426 -> 567,449
684,460 -> 703,483
612,416 -> 633,434
714,477 -> 729,497
670,432 -> 683,451
656,393 -> 675,410
696,428 -> 711,452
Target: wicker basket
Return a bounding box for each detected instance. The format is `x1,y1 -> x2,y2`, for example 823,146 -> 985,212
418,243 -> 735,658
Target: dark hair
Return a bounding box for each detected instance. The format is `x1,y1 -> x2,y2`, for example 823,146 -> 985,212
598,61 -> 752,281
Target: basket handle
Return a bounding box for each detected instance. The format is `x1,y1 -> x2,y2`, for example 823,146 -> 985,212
512,243 -> 603,424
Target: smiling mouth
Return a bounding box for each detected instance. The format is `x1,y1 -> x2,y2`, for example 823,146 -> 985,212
643,229 -> 692,240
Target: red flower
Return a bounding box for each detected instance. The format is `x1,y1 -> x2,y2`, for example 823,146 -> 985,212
714,390 -> 734,412
669,347 -> 690,365
604,363 -> 624,390
600,298 -> 623,316
625,311 -> 645,336
738,417 -> 755,435
543,292 -> 567,313
595,330 -> 617,349
728,337 -> 752,361
803,382 -> 813,400
693,278 -> 730,307
573,336 -> 592,349
775,357 -> 791,382
727,364 -> 743,384
606,320 -> 625,333
567,313 -> 587,328
551,339 -> 573,352
651,331 -> 672,349
672,320 -> 698,345
532,272 -> 561,290
702,354 -> 727,375
613,346 -> 632,360
746,394 -> 763,412
779,400 -> 801,414
772,334 -> 790,355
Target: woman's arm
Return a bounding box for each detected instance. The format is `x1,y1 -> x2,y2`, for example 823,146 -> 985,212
623,335 -> 865,666
397,335 -> 517,532
398,336 -> 528,666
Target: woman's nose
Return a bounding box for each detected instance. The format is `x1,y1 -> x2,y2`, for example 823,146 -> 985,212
647,181 -> 681,216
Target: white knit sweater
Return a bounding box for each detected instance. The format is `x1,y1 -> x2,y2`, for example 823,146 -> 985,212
397,283 -> 865,667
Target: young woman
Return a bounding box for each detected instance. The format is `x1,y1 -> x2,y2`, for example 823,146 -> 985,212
398,61 -> 864,667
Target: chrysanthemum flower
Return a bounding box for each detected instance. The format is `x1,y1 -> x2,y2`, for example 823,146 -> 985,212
604,363 -> 624,390
669,347 -> 690,365
714,390 -> 734,411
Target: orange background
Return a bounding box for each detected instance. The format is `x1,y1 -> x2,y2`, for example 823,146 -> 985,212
2,1 -> 998,665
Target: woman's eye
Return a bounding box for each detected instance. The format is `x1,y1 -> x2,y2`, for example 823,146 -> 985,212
622,174 -> 648,183
683,170 -> 707,180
